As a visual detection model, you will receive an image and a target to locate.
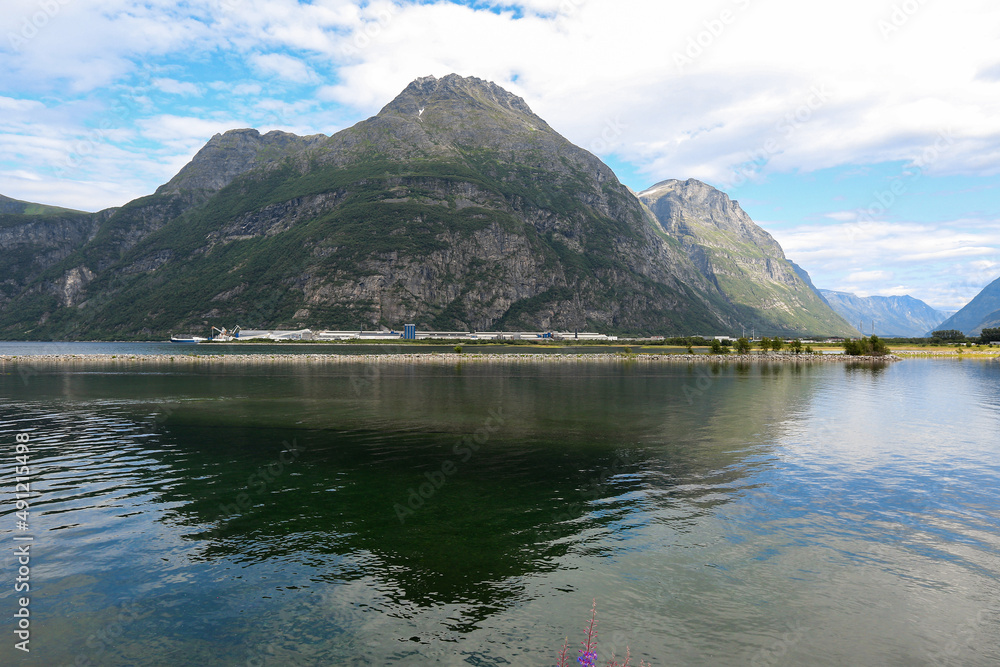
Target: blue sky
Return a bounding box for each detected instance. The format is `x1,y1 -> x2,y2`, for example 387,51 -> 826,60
2,0 -> 999,310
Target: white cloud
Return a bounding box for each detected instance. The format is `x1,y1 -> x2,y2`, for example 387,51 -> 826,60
844,270 -> 894,285
223,82 -> 264,96
0,96 -> 44,112
153,78 -> 200,96
273,0 -> 1000,190
7,1 -> 1000,191
899,246 -> 997,262
135,114 -> 249,160
4,0 -> 1000,185
0,169 -> 150,212
249,52 -> 317,84
969,260 -> 999,273
825,211 -> 858,222
2,0 -> 216,93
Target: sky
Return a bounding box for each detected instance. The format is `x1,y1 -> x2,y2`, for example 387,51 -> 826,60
2,0 -> 999,311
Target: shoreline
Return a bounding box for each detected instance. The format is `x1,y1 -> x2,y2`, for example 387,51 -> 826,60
0,352 -> 906,366
893,349 -> 1000,358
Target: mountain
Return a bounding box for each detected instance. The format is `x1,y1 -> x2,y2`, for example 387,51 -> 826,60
0,74 -> 746,339
638,179 -> 858,337
932,275 -> 1000,335
0,75 -> 860,340
818,290 -> 949,337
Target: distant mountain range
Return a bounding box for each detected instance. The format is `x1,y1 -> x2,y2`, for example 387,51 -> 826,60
932,274 -> 1000,335
0,74 -> 857,340
818,290 -> 950,338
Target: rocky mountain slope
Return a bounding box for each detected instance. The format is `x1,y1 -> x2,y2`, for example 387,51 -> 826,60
0,208 -> 111,315
932,275 -> 1000,335
639,179 -> 858,337
819,290 -> 949,337
0,75 -> 856,340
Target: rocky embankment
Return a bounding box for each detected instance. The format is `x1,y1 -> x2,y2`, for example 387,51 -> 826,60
894,349 -> 998,358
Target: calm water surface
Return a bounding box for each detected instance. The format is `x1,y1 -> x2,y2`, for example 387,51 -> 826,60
0,357 -> 998,666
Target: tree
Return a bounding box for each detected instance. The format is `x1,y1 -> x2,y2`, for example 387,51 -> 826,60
736,337 -> 752,354
710,339 -> 723,354
932,329 -> 966,341
844,335 -> 890,356
760,337 -> 772,352
788,339 -> 803,354
870,335 -> 890,355
771,338 -> 784,353
980,327 -> 1000,344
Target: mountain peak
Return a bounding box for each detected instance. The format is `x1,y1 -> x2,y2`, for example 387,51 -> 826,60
378,73 -> 540,123
638,177 -> 759,241
640,178 -> 731,202
327,72 -> 585,176
157,128 -> 326,196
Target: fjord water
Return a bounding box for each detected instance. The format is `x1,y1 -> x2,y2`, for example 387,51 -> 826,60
1,358 -> 998,665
